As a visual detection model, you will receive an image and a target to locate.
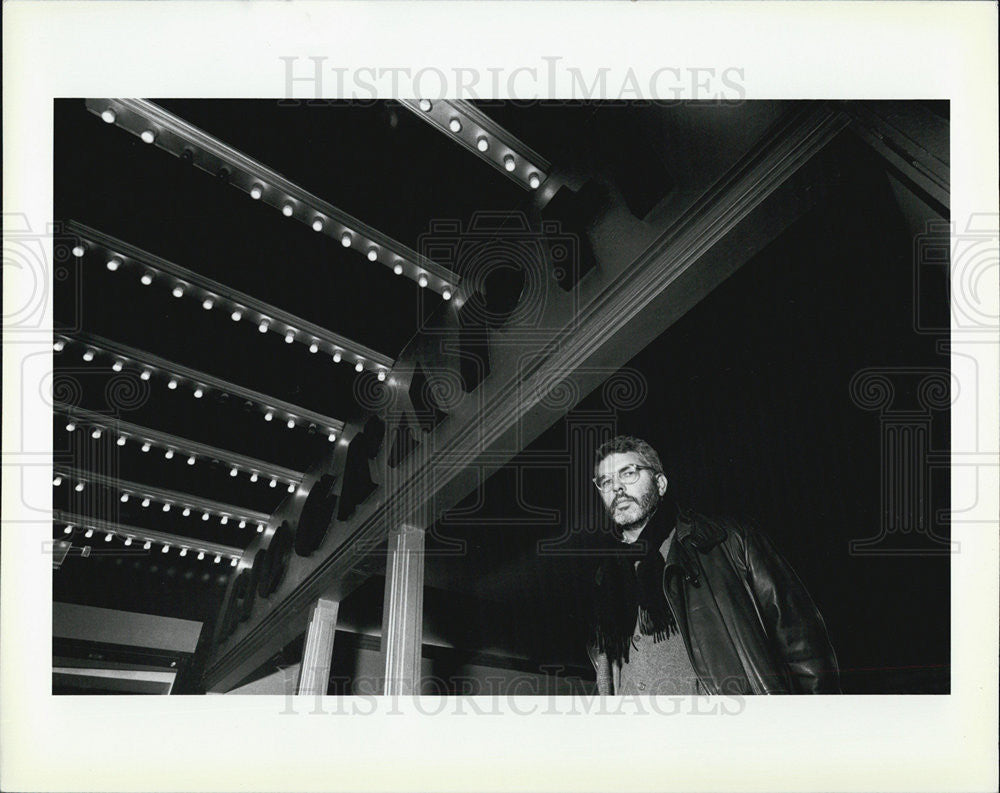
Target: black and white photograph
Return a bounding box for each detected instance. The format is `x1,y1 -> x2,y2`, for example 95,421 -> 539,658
2,3 -> 997,792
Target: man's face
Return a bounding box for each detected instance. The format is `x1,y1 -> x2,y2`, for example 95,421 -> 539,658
595,451 -> 667,528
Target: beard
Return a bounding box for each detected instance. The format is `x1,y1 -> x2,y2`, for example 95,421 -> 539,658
606,483 -> 661,532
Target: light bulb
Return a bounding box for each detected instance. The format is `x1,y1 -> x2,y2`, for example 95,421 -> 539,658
231,558 -> 239,567
449,118 -> 462,133
250,184 -> 263,200
258,320 -> 269,333
340,232 -> 352,247
377,370 -> 387,381
264,411 -> 274,422
140,370 -> 151,381
287,483 -> 296,493
393,262 -> 404,276
72,245 -> 85,258
528,173 -> 542,189
124,537 -> 133,546
193,387 -> 204,399
286,418 -> 295,429
220,516 -> 229,525
144,541 -> 152,550
504,155 -> 516,172
91,428 -> 102,439
172,285 -> 184,298
101,109 -> 116,124
418,274 -> 429,288
230,310 -> 242,322
75,481 -> 86,492
182,507 -> 191,517
64,525 -> 73,534
257,524 -> 265,533
141,272 -> 153,285
202,298 -> 214,310
105,532 -> 113,542
442,288 -> 452,301
53,476 -> 63,486
141,498 -> 151,508
249,473 -> 258,483
229,467 -> 238,477
162,544 -> 170,554
162,503 -> 171,512
82,349 -> 95,362
120,493 -> 129,503
354,361 -> 364,373
187,455 -> 196,465
112,360 -> 124,372
269,478 -> 277,488
214,555 -> 221,564
65,422 -> 76,432
106,257 -> 122,272
238,520 -> 246,528
309,342 -> 319,354
332,351 -> 342,363
367,248 -> 378,262
53,340 -> 66,352
117,435 -> 127,446
282,203 -> 294,217
141,442 -> 151,452
141,130 -> 155,144
284,330 -> 295,344
477,136 -> 489,152
418,99 -> 432,112
328,432 -> 336,442
167,378 -> 178,390
202,512 -> 210,521
164,449 -> 174,459
312,218 -> 324,232
84,529 -> 94,538
197,551 -> 205,560
179,548 -> 188,557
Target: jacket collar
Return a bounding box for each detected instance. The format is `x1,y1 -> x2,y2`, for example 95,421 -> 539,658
664,509 -> 728,584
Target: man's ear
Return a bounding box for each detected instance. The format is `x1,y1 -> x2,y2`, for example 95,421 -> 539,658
656,473 -> 668,496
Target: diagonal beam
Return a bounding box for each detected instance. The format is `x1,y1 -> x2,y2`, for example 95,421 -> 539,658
55,330 -> 345,441
84,99 -> 459,296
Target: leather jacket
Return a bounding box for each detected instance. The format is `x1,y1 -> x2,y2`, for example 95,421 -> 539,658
593,510 -> 841,695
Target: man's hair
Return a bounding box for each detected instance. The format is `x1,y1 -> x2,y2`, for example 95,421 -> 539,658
595,435 -> 665,475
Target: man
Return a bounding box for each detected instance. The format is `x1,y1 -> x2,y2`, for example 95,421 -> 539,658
589,435 -> 840,695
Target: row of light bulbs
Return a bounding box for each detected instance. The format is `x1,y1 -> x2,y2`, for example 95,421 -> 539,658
53,474 -> 267,531
70,244 -> 391,382
98,105 -> 456,300
53,336 -> 342,441
60,419 -> 302,492
415,100 -> 545,189
59,522 -> 240,565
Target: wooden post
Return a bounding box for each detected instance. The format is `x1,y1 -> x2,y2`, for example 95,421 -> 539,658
381,524 -> 425,695
296,597 -> 339,695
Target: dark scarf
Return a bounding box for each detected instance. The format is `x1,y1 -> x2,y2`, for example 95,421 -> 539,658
592,498 -> 679,668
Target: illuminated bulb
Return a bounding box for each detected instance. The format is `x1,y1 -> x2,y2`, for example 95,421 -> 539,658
231,558 -> 239,567
82,349 -> 95,362
249,473 -> 258,483
63,525 -> 73,534
312,218 -> 324,232
143,541 -> 152,550
257,524 -> 265,533
53,340 -> 66,352
124,537 -> 132,546
164,449 -> 174,459
167,378 -> 178,390
172,285 -> 184,298
84,529 -> 94,538
75,481 -> 86,492
264,411 -> 274,422
239,520 -> 247,529
287,483 -> 296,493
162,503 -> 171,512
140,370 -> 151,381
477,136 -> 489,152
120,493 -> 129,503
105,532 -> 113,542
214,555 -> 221,564
141,442 -> 151,452
72,245 -> 85,258
367,248 -> 378,262
284,330 -> 295,344
328,432 -> 336,442
442,287 -> 452,301
503,155 -> 516,172
202,512 -> 210,521
91,428 -> 102,439
182,507 -> 191,517
269,478 -> 277,488
65,422 -> 76,432
354,361 -> 364,373
179,548 -> 188,557
187,455 -> 196,465
449,118 -> 462,133
332,352 -> 342,363
393,262 -> 404,276
202,297 -> 214,310
377,370 -> 387,382
418,99 -> 432,111
285,418 -> 295,429
141,498 -> 151,508
230,309 -> 242,322
250,184 -> 263,200
117,435 -> 126,446
141,130 -> 156,144
282,203 -> 294,217
193,387 -> 204,399
220,516 -> 229,525
258,320 -> 269,333
101,109 -> 116,124
528,173 -> 542,189
161,544 -> 170,554
308,342 -> 319,354
229,467 -> 238,477
112,360 -> 124,372
417,274 -> 429,288
340,232 -> 352,247
197,551 -> 205,560
141,272 -> 153,285
53,476 -> 63,486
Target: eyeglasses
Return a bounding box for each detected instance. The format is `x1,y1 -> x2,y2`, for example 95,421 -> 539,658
592,464 -> 657,494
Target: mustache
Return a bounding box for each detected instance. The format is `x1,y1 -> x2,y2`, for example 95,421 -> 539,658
612,495 -> 637,508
